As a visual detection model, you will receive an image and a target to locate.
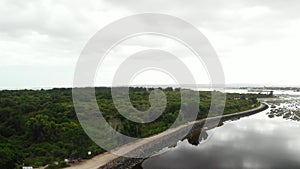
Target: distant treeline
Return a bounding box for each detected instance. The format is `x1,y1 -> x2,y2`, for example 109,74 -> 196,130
0,87 -> 269,168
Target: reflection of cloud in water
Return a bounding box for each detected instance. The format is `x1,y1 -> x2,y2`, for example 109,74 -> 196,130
142,105 -> 300,169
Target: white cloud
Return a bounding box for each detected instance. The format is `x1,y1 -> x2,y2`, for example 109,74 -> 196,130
1,0 -> 300,89
238,6 -> 271,20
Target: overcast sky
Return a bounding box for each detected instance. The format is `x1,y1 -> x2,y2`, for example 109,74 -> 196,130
1,0 -> 300,89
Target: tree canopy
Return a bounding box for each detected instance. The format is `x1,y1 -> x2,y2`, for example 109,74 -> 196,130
0,87 -> 267,168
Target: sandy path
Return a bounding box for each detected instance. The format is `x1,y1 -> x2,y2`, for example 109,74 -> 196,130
65,124 -> 190,169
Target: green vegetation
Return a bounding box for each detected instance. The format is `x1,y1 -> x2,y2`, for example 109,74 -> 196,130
0,87 -> 267,168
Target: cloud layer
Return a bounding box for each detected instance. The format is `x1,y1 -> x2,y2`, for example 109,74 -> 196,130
1,0 -> 300,89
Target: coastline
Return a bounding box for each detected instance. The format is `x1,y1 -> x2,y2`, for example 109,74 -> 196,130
65,103 -> 269,169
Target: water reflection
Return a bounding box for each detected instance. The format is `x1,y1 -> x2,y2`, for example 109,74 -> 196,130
140,95 -> 300,169
187,130 -> 208,146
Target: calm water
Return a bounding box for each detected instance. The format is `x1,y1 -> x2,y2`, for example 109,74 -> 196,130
139,94 -> 300,169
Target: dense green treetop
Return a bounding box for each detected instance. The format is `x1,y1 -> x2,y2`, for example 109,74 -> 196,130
0,87 -> 267,168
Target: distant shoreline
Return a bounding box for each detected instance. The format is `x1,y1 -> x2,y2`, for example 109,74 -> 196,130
1,85 -> 300,91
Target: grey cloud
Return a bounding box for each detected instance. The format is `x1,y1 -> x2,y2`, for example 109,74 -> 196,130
105,0 -> 300,45
0,0 -> 88,40
1,0 -> 300,88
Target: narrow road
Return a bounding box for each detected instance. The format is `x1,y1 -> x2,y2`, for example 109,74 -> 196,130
65,103 -> 268,169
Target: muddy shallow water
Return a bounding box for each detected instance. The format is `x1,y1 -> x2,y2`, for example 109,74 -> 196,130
136,94 -> 300,169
